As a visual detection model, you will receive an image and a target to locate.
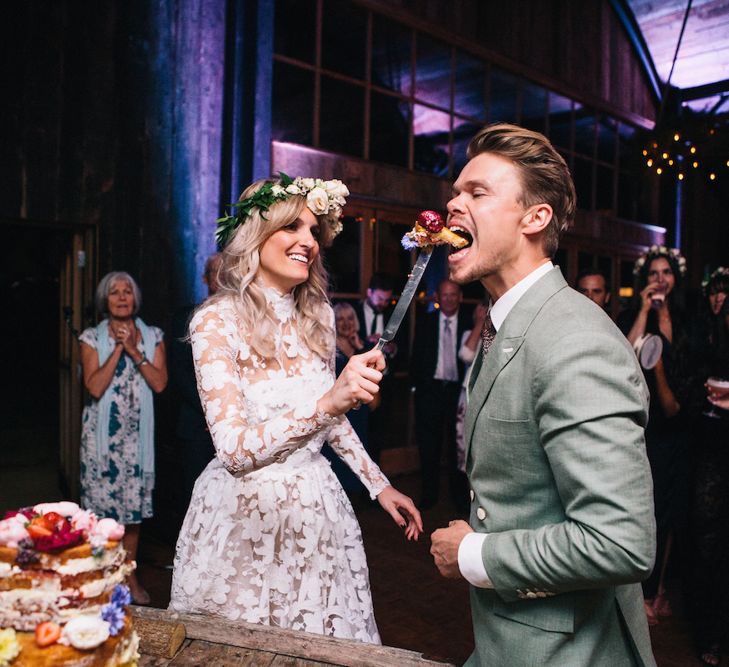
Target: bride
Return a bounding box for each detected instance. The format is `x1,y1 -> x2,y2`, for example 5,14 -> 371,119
169,175 -> 422,643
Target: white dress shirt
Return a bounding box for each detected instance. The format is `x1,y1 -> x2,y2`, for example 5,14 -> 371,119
458,261 -> 554,588
363,301 -> 385,338
434,312 -> 460,382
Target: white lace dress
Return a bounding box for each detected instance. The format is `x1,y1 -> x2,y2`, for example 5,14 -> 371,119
169,289 -> 389,643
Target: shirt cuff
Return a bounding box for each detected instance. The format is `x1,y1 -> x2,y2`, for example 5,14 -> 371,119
458,532 -> 493,588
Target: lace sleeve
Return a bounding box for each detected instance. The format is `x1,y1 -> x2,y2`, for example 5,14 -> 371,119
326,417 -> 390,499
191,306 -> 337,475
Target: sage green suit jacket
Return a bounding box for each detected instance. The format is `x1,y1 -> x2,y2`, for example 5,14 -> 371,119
463,268 -> 656,666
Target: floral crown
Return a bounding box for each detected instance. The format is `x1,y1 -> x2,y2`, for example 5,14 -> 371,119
633,245 -> 687,277
215,172 -> 349,248
702,266 -> 729,293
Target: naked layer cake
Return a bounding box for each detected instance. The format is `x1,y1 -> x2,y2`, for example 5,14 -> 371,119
0,502 -> 139,666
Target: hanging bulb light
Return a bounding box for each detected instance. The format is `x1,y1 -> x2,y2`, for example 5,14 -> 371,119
693,161 -> 699,168
656,167 -> 663,175
710,173 -> 716,181
674,133 -> 680,141
678,173 -> 684,180
690,146 -> 697,154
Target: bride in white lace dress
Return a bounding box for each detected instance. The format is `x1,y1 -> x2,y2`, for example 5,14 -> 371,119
169,176 -> 422,643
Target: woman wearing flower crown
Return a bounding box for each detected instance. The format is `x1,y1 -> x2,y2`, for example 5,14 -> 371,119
618,245 -> 696,627
168,175 -> 422,642
687,267 -> 729,666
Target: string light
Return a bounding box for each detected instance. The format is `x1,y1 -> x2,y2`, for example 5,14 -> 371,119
674,133 -> 680,141
693,161 -> 699,168
690,146 -> 697,154
678,173 -> 684,180
710,173 -> 716,181
656,167 -> 663,175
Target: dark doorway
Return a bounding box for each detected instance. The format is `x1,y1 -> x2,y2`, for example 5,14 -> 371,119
0,223 -> 67,509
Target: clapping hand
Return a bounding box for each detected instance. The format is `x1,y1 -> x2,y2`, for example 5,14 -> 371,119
377,486 -> 423,541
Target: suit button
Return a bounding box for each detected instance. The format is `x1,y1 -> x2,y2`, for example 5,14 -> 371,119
476,507 -> 486,521
469,489 -> 475,501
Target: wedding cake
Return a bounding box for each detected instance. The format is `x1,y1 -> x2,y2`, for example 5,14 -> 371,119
0,502 -> 139,666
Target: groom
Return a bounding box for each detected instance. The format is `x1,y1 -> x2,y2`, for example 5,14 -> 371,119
430,123 -> 657,666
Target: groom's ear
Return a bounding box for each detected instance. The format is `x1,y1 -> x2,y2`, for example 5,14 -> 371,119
520,203 -> 552,238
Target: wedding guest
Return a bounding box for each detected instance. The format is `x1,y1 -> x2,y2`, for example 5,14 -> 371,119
321,301 -> 378,493
79,271 -> 168,604
618,245 -> 695,626
410,279 -> 470,512
454,300 -> 488,475
688,267 -> 729,666
169,175 -> 422,642
575,268 -> 611,310
169,253 -> 222,510
430,123 -> 655,666
352,272 -> 398,463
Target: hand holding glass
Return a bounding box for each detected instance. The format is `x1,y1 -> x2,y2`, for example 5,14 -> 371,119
704,377 -> 729,418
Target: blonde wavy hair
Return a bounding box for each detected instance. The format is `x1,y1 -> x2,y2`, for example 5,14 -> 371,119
208,178 -> 334,361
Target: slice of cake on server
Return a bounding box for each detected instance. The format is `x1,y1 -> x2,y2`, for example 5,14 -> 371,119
0,501 -> 139,667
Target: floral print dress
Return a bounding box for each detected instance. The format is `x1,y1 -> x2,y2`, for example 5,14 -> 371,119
169,289 -> 389,644
79,324 -> 163,524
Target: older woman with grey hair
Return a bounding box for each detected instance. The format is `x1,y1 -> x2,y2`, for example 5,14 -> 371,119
79,271 -> 167,604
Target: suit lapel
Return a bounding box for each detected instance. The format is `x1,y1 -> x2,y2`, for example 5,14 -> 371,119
464,267 -> 568,460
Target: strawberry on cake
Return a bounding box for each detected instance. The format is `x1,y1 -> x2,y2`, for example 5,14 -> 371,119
0,502 -> 139,667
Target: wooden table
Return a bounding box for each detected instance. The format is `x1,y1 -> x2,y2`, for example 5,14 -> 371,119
132,606 -> 454,666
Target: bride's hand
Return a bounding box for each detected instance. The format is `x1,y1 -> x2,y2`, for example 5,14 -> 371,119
318,348 -> 385,416
377,486 -> 423,541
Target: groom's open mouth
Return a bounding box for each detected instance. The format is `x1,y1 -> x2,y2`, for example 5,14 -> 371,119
448,225 -> 473,249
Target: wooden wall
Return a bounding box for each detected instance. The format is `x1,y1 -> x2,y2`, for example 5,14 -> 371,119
359,0 -> 657,128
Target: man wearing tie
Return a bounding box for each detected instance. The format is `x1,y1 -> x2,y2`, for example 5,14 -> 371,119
410,279 -> 470,512
351,272 -> 397,464
429,123 -> 656,666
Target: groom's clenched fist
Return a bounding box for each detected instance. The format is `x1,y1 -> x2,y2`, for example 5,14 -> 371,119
430,520 -> 473,578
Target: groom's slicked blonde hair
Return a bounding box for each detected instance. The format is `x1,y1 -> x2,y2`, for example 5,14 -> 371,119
467,123 -> 576,258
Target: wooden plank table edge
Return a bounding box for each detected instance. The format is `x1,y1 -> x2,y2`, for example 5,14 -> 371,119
131,606 -> 454,666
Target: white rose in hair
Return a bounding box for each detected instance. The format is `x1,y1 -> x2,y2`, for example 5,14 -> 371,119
285,184 -> 300,195
307,187 -> 329,214
300,178 -> 316,190
271,184 -> 285,196
325,180 -> 349,201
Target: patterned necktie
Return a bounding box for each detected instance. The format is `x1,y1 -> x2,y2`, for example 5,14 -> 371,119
481,310 -> 496,356
442,317 -> 457,381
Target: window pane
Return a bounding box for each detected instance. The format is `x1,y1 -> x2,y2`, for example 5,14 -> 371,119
618,170 -> 641,220
274,0 -> 316,63
413,104 -> 450,176
490,67 -> 518,123
453,117 -> 480,177
617,122 -> 638,166
548,92 -> 572,150
454,51 -> 487,120
415,34 -> 451,109
596,115 -> 617,163
320,77 -> 364,156
375,216 -> 412,285
321,0 -> 367,78
522,81 -> 547,134
573,156 -> 593,210
272,62 -> 314,145
574,107 -> 596,158
327,215 -> 361,293
370,92 -> 409,167
372,15 -> 411,95
596,164 -> 614,211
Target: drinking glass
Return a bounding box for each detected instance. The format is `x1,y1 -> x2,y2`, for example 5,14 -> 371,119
703,377 -> 729,418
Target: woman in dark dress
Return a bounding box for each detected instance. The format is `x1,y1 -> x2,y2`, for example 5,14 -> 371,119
688,267 -> 729,666
618,246 -> 695,626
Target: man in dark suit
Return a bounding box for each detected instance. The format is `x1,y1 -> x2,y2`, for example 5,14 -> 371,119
351,272 -> 398,463
169,253 -> 221,509
410,279 -> 470,512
